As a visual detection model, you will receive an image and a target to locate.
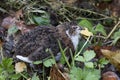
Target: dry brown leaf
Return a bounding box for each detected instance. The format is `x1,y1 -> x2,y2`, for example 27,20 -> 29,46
61,0 -> 77,5
27,78 -> 31,80
15,62 -> 27,73
15,20 -> 35,34
50,65 -> 70,80
1,16 -> 16,29
101,49 -> 120,72
96,0 -> 120,17
109,0 -> 120,17
15,9 -> 23,19
102,71 -> 119,80
0,39 -> 3,47
80,28 -> 93,37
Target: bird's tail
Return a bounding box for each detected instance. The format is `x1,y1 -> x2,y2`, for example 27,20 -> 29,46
16,55 -> 33,63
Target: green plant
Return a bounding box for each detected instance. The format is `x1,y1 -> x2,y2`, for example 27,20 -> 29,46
32,14 -> 50,26
75,50 -> 96,68
69,50 -> 101,80
31,73 -> 39,80
0,58 -> 21,80
8,25 -> 19,35
69,66 -> 100,80
111,29 -> 120,45
25,8 -> 50,25
43,59 -> 56,67
79,19 -> 107,36
34,41 -> 71,68
98,58 -> 109,68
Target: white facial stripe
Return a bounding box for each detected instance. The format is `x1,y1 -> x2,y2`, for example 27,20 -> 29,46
66,30 -> 80,50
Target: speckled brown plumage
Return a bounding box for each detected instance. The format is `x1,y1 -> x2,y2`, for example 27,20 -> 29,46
14,22 -> 81,62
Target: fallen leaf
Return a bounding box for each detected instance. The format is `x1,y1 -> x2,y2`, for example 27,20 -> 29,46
16,21 -> 36,34
61,0 -> 77,6
101,49 -> 120,72
50,65 -> 70,80
102,71 -> 119,80
8,25 -> 19,35
80,27 -> 93,37
88,46 -> 113,59
1,16 -> 16,29
27,78 -> 31,80
109,0 -> 120,17
15,62 -> 27,73
15,9 -> 23,19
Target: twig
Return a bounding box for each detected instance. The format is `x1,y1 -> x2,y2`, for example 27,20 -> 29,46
19,72 -> 28,79
70,6 -> 112,19
76,17 -> 112,21
0,7 -> 8,13
105,21 -> 120,40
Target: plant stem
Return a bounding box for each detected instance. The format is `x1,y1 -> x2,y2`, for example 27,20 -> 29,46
76,17 -> 112,21
19,72 -> 28,79
48,49 -> 57,66
70,6 -> 112,19
75,36 -> 91,58
58,40 -> 71,68
105,21 -> 120,40
0,7 -> 8,13
70,49 -> 74,67
43,65 -> 45,80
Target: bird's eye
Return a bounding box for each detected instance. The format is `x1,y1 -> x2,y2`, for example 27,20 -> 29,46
72,26 -> 78,29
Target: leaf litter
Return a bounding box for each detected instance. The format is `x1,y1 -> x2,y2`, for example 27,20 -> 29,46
0,0 -> 120,80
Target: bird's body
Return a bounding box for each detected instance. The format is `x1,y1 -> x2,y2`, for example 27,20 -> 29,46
14,22 -> 82,63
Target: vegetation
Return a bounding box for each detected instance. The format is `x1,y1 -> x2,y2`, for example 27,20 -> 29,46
0,0 -> 120,80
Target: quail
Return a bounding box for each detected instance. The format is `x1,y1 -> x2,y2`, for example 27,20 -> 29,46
14,22 -> 83,63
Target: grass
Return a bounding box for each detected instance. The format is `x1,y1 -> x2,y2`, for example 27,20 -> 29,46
0,0 -> 120,80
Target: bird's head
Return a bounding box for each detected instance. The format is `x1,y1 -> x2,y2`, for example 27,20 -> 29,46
60,22 -> 84,37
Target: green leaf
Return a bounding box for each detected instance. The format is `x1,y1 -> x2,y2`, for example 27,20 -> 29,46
0,58 -> 14,72
95,23 -> 107,36
112,37 -> 120,45
111,30 -> 120,45
85,62 -> 94,68
83,50 -> 96,61
112,30 -> 120,39
8,25 -> 18,35
83,68 -> 100,80
33,60 -> 43,65
75,56 -> 85,62
70,67 -> 82,80
31,73 -> 39,80
32,15 -> 50,25
2,58 -> 13,66
98,58 -> 109,68
0,75 -> 6,80
78,19 -> 93,31
85,72 -> 98,80
43,59 -> 55,67
9,74 -> 21,80
99,58 -> 109,65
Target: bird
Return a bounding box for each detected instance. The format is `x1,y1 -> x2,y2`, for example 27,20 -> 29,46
14,22 -> 83,63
